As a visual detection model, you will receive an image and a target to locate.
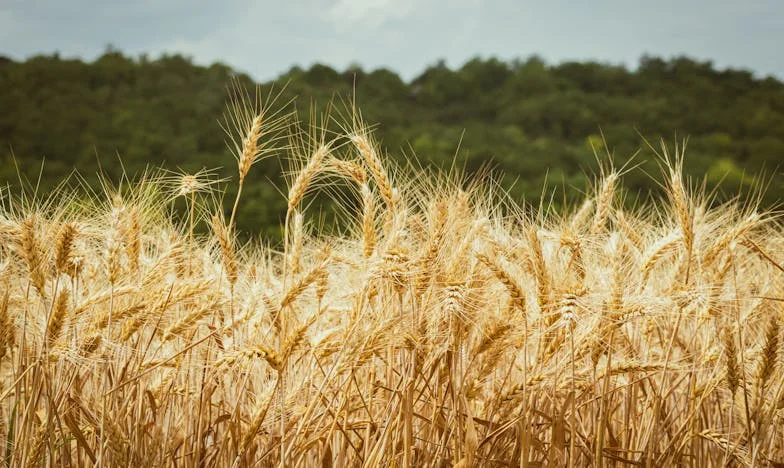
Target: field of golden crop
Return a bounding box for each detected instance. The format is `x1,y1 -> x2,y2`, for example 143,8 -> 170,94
1,93 -> 783,467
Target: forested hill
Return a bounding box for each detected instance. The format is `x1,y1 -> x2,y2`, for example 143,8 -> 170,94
1,51 -> 783,238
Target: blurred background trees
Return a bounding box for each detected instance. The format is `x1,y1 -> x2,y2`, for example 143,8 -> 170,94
1,50 -> 782,240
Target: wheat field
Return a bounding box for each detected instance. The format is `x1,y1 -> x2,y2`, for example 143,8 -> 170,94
1,93 -> 783,467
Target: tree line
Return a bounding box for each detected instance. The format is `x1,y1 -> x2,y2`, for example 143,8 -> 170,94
1,50 -> 782,239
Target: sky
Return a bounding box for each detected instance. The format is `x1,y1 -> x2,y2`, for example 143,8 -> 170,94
1,0 -> 782,82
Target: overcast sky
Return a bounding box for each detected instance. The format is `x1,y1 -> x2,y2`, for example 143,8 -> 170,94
1,0 -> 782,81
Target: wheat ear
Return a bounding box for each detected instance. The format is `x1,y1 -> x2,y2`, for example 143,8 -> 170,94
54,222 -> 77,275
211,214 -> 238,285
20,216 -> 47,295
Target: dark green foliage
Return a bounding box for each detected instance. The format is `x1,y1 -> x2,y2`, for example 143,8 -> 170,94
2,51 -> 783,241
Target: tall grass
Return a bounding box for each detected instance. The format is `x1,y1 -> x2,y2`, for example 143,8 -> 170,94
0,95 -> 783,467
